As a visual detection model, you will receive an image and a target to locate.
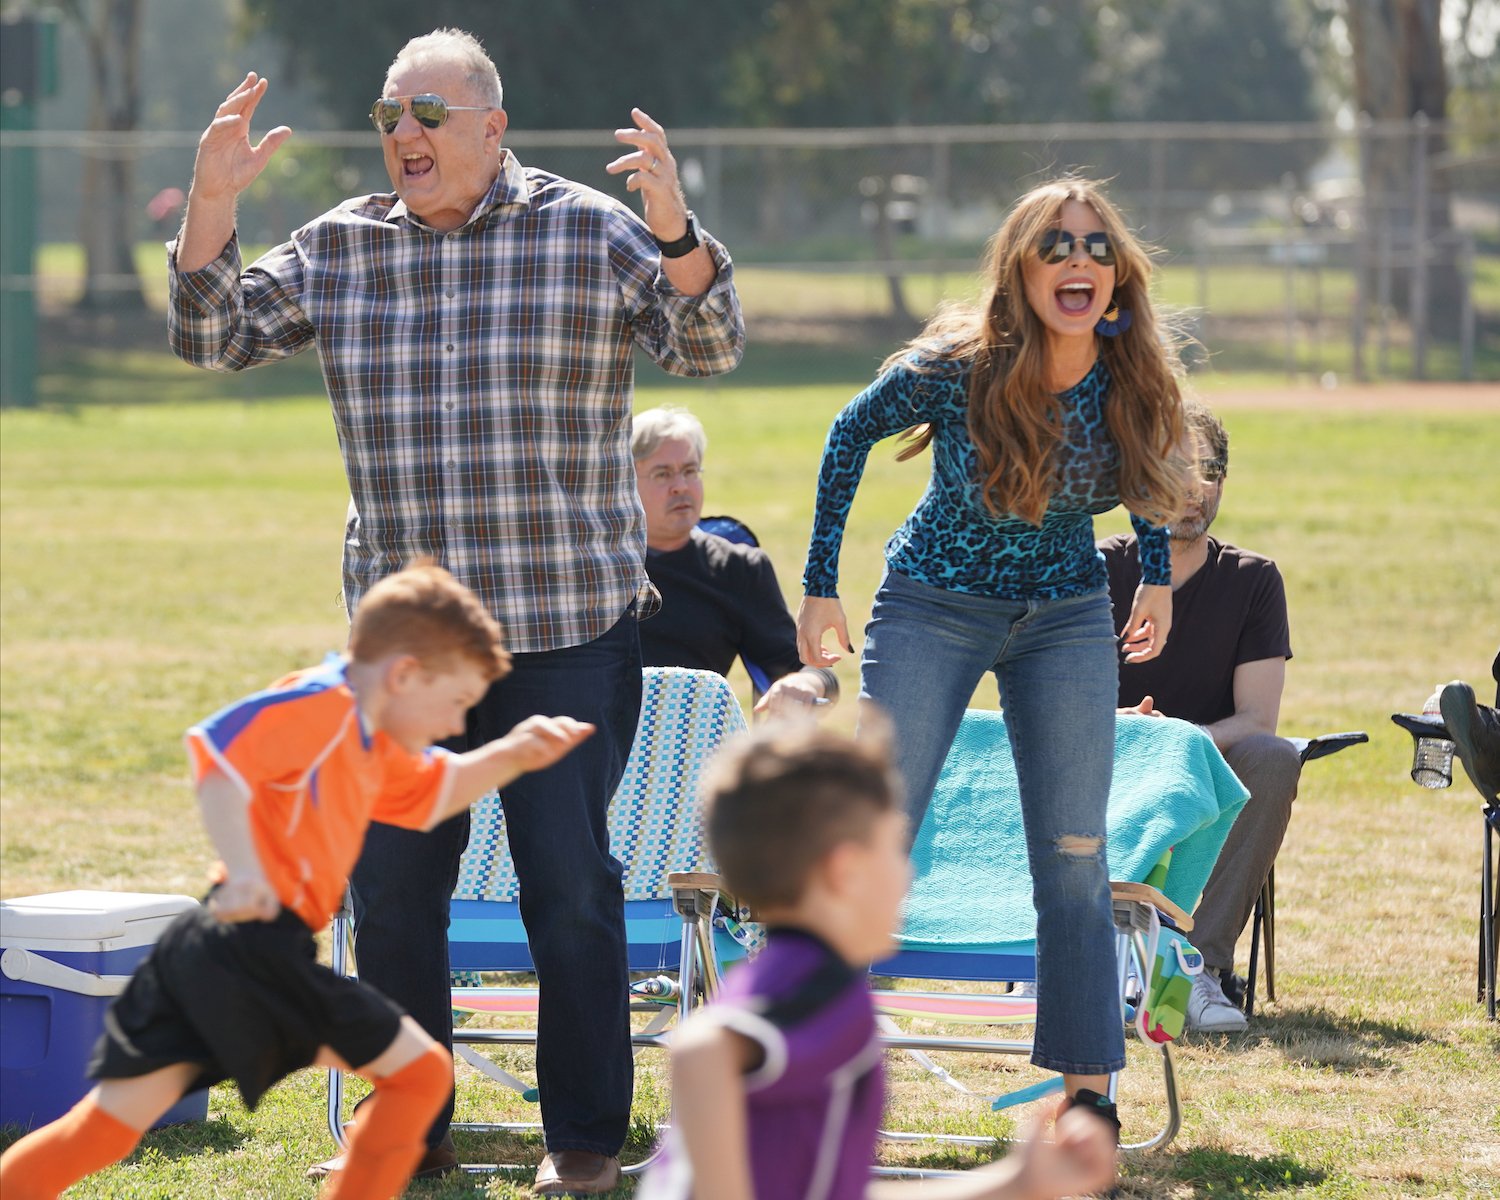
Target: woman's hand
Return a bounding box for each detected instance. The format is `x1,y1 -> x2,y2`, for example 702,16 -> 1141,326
1119,583 -> 1172,663
796,596 -> 852,668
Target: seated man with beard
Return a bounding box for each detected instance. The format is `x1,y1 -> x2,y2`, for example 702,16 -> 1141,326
1099,399 -> 1293,1034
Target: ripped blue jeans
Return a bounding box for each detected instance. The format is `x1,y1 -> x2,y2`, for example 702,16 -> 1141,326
861,570 -> 1124,1074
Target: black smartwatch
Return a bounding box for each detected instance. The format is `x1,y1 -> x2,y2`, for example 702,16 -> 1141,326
653,211 -> 702,259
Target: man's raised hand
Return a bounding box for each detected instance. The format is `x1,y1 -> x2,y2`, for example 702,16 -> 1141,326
191,73 -> 292,201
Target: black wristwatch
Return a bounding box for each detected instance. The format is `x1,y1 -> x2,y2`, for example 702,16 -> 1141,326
653,211 -> 702,259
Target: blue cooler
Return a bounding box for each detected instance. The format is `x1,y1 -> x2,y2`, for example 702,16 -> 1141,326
0,890 -> 210,1130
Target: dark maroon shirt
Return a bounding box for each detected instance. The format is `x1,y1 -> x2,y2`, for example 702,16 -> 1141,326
640,928 -> 883,1200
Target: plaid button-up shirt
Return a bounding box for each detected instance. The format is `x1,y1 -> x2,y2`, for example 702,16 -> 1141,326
169,149 -> 744,653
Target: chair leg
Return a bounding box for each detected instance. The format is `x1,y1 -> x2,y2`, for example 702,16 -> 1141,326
1245,886 -> 1264,1018
668,874 -> 727,1020
326,905 -> 355,1151
1263,865 -> 1276,1004
1482,811 -> 1497,1021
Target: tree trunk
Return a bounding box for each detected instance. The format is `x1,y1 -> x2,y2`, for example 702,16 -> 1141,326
1346,0 -> 1461,325
866,176 -> 912,325
72,0 -> 147,312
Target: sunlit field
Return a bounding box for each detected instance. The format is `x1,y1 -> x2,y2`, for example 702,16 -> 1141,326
2,363 -> 1497,1195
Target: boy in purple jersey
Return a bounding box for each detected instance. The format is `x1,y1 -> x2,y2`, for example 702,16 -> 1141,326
640,723 -> 1116,1200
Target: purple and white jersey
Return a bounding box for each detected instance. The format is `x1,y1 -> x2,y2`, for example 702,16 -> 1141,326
641,928 -> 883,1200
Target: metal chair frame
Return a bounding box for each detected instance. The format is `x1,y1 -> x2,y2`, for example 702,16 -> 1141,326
1242,730 -> 1369,1017
867,884 -> 1188,1171
1390,709 -> 1498,1021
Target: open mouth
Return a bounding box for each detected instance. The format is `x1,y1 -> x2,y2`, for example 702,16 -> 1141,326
1056,281 -> 1095,315
402,154 -> 435,179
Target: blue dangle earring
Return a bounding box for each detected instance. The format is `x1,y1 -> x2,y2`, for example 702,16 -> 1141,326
1096,296 -> 1132,337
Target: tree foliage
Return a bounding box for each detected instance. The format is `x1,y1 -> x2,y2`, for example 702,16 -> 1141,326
237,0 -> 765,130
241,0 -> 1323,133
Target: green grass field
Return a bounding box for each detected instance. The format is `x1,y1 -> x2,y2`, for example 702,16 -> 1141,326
2,363 -> 1498,1196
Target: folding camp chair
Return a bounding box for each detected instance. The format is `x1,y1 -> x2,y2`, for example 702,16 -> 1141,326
1237,730 -> 1369,1017
1391,697 -> 1499,1021
324,666 -> 750,1173
866,709 -> 1249,1162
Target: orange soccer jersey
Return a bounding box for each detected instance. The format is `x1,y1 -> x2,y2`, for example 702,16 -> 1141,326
185,654 -> 455,931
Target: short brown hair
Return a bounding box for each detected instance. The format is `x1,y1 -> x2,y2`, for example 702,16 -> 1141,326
702,724 -> 903,910
1182,395 -> 1229,469
348,559 -> 511,682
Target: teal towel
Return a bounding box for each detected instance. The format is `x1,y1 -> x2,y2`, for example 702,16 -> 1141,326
899,712 -> 1250,954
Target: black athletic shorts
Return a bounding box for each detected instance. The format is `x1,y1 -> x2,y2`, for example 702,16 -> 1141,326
88,900 -> 404,1109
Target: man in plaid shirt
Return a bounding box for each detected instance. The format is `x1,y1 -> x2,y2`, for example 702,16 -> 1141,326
168,27 -> 743,1195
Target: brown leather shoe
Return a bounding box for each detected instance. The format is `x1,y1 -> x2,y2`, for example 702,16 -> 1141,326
532,1150 -> 622,1195
305,1129 -> 459,1180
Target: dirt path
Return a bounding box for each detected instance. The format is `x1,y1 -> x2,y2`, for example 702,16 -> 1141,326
1202,381 -> 1500,412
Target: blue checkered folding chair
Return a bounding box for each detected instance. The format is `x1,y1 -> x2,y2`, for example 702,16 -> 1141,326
867,710 -> 1249,1165
324,666 -> 751,1176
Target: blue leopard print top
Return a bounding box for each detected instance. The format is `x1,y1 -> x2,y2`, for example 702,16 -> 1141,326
802,355 -> 1171,601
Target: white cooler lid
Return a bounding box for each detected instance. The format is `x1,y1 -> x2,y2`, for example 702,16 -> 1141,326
0,890 -> 200,952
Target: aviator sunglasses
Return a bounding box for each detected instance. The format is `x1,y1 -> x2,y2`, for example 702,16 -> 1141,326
369,94 -> 492,135
1037,229 -> 1117,267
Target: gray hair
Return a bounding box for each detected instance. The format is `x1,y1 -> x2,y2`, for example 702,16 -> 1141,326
632,406 -> 707,462
388,28 -> 503,110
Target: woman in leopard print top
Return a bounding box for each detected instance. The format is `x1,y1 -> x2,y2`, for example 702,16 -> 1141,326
796,177 -> 1190,1118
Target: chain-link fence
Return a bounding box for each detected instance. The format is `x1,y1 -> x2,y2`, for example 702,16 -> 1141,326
2,116 -> 1496,400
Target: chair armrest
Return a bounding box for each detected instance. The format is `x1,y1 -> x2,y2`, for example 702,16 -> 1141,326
1289,730 -> 1371,766
667,872 -> 723,923
1111,881 -> 1194,931
667,871 -> 722,890
1390,713 -> 1452,742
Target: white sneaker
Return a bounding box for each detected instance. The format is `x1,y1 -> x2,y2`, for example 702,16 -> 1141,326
1187,971 -> 1248,1033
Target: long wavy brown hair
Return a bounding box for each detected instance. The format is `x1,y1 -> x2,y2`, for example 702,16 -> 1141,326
893,177 -> 1188,528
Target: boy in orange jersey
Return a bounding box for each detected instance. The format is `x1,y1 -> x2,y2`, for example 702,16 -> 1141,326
0,561 -> 594,1200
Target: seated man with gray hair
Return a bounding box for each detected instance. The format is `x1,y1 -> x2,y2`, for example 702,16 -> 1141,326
632,406 -> 838,718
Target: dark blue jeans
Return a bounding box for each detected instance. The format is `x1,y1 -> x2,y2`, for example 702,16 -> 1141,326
860,571 -> 1125,1075
351,609 -> 642,1154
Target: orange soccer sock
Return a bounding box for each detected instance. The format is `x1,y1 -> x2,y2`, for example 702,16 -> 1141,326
0,1095 -> 143,1200
322,1042 -> 453,1200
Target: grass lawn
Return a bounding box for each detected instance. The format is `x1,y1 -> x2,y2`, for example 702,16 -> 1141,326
2,365 -> 1498,1196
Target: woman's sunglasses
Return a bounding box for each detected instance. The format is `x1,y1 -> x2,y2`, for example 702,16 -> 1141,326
369,94 -> 492,135
1037,229 -> 1117,267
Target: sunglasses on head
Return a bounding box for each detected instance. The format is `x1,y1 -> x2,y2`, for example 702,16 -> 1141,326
1037,229 -> 1116,267
369,94 -> 492,135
